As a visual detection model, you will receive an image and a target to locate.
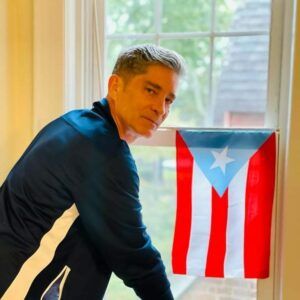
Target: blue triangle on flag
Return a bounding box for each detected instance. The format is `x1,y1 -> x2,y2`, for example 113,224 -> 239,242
178,130 -> 274,197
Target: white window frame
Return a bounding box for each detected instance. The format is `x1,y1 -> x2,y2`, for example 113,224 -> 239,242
63,0 -> 297,299
64,0 -> 105,111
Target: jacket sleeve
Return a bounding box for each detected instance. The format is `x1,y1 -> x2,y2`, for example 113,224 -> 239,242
72,144 -> 173,300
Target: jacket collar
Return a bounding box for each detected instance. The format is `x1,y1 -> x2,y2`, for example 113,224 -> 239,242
92,98 -> 117,131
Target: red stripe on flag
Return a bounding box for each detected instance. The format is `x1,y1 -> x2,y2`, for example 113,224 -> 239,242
244,133 -> 276,278
172,131 -> 193,274
205,188 -> 228,277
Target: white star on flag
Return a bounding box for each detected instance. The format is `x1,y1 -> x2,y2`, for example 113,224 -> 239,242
210,146 -> 235,174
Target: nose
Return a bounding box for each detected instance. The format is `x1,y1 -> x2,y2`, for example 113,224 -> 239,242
152,97 -> 166,116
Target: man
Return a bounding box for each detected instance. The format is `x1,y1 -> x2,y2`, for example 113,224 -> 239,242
0,44 -> 185,299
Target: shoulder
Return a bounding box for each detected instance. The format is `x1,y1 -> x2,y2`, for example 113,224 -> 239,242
12,112 -> 124,182
62,109 -> 119,147
30,108 -> 124,160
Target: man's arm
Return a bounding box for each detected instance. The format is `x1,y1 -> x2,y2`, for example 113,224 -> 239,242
73,145 -> 173,300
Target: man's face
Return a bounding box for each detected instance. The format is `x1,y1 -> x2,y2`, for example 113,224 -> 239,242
112,64 -> 179,138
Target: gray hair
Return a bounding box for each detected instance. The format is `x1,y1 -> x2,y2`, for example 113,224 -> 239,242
112,44 -> 185,80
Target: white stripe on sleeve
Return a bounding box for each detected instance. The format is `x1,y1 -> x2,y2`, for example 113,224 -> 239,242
2,204 -> 79,299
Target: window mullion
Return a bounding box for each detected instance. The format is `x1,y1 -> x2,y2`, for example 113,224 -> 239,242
93,0 -> 105,99
64,0 -> 77,111
265,0 -> 286,129
106,30 -> 269,41
208,0 -> 216,126
154,0 -> 162,45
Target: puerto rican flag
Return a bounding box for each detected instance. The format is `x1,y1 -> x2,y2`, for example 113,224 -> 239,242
172,130 -> 277,278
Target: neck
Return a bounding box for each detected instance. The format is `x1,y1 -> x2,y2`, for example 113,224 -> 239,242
106,96 -> 138,143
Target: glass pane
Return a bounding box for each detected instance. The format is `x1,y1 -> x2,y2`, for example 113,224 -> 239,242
160,39 -> 211,128
133,146 -> 176,273
215,0 -> 271,32
179,278 -> 256,299
213,35 -> 270,127
106,0 -> 155,35
104,273 -> 137,299
162,0 -> 211,32
104,146 -> 257,299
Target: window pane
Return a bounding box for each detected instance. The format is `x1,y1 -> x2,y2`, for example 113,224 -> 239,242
215,0 -> 271,32
179,278 -> 256,299
104,146 -> 257,299
162,0 -> 211,32
160,39 -> 211,127
104,273 -> 137,299
105,1 -> 272,129
133,146 -> 176,274
106,0 -> 155,34
213,35 -> 269,127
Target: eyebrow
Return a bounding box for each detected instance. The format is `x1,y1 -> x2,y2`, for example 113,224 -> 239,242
145,80 -> 176,100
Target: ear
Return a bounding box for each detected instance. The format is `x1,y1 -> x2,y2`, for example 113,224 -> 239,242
107,74 -> 123,99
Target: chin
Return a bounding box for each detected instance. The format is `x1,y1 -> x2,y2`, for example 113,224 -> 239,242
138,128 -> 155,138
139,131 -> 153,139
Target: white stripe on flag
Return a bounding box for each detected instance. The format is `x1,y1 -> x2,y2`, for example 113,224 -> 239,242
224,162 -> 249,277
187,161 -> 212,275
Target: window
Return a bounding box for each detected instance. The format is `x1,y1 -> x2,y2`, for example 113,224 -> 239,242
64,0 -> 294,299
103,1 -> 276,299
105,0 -> 273,129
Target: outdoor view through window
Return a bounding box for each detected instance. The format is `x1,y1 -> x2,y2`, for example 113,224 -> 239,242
104,0 -> 271,299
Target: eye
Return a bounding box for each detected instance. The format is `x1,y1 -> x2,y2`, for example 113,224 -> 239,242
145,87 -> 156,95
166,98 -> 174,105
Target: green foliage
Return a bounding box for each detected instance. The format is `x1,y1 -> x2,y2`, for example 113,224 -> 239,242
162,0 -> 211,32
215,0 -> 240,31
106,0 -> 155,34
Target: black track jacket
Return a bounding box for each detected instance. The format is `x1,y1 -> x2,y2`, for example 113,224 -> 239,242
0,99 -> 173,300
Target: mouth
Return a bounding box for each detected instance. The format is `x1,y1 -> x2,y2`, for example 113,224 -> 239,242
142,116 -> 158,128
